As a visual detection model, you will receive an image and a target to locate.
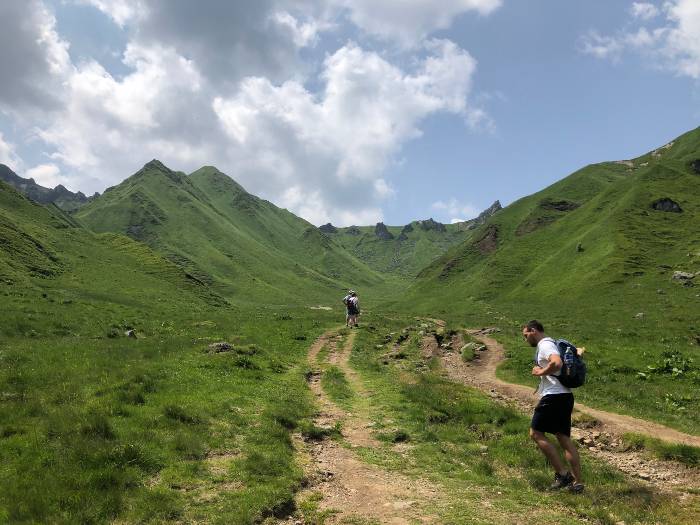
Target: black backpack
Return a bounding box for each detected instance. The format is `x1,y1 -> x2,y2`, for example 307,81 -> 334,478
554,339 -> 586,388
535,338 -> 586,388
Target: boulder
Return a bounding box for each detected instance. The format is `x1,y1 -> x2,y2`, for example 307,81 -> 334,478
125,329 -> 137,338
690,159 -> 700,174
672,271 -> 695,280
208,341 -> 232,352
651,198 -> 682,213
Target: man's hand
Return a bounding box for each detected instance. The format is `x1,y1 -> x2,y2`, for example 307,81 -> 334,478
532,366 -> 544,376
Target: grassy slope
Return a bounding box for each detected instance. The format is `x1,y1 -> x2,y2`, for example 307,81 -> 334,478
0,180 -> 346,523
406,127 -> 700,432
328,221 -> 473,277
76,161 -> 394,306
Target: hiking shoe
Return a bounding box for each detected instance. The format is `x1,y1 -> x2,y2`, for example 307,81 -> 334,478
568,482 -> 585,494
550,472 -> 574,490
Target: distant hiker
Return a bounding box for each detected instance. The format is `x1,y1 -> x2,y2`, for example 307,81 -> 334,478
522,320 -> 584,493
342,290 -> 360,328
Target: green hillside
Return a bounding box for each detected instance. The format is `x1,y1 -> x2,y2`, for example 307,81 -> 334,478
2,131 -> 700,523
324,207 -> 501,277
0,179 -> 223,338
408,127 -> 700,431
75,161 -> 393,305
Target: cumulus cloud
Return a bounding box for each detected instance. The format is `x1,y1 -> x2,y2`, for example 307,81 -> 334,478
1,1 -> 494,226
25,163 -> 65,188
34,41 -> 212,192
581,1 -> 700,79
630,2 -> 660,21
432,198 -> 480,223
213,40 -> 481,224
78,0 -> 330,87
74,0 -> 147,26
334,0 -> 502,47
0,1 -> 71,111
0,132 -> 22,170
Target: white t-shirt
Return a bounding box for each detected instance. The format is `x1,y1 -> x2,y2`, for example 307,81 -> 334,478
536,337 -> 571,397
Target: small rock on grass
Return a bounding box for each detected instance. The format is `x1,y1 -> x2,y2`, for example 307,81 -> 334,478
208,341 -> 232,352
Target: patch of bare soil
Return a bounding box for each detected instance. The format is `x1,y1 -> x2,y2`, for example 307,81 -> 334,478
438,326 -> 700,491
289,329 -> 438,524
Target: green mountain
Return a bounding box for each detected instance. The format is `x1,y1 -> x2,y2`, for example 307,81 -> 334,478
412,128 -> 700,329
0,179 -> 222,338
75,160 -> 393,304
0,163 -> 97,212
406,127 -> 700,430
321,202 -> 501,277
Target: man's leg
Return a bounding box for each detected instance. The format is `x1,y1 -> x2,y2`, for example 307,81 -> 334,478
530,428 -> 566,474
556,434 -> 582,483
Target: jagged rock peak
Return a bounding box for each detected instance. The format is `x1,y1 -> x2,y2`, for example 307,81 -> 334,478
467,200 -> 502,229
375,222 -> 395,240
319,223 -> 338,234
419,218 -> 446,232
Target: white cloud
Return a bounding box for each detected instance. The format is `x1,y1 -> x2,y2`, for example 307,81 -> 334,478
630,2 -> 659,21
74,0 -> 147,26
25,163 -> 64,188
581,1 -> 700,79
213,40 -> 482,225
663,0 -> 700,78
37,43 -> 203,175
432,198 -> 480,223
1,1 -> 494,227
334,0 -> 502,47
0,132 -> 22,170
0,1 -> 71,111
270,10 -> 331,48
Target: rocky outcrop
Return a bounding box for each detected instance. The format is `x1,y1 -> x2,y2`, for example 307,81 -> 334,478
691,159 -> 700,174
374,222 -> 394,240
651,198 -> 682,213
540,198 -> 579,212
474,225 -> 499,254
319,223 -> 338,234
345,226 -> 361,236
419,218 -> 446,232
397,223 -> 413,241
467,200 -> 502,230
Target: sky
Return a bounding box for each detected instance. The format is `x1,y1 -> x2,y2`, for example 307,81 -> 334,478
1,1 -> 699,226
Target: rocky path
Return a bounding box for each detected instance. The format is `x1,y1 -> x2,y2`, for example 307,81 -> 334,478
435,324 -> 700,491
286,329 -> 438,524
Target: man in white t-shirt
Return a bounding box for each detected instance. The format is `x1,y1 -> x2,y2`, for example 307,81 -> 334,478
523,319 -> 584,493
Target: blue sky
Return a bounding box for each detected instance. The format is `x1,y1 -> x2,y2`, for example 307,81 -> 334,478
1,1 -> 699,226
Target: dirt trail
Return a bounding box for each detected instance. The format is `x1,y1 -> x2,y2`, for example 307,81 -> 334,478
291,329 -> 438,524
437,325 -> 700,489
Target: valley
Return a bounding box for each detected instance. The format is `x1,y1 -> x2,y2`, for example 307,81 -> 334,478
1,127 -> 699,523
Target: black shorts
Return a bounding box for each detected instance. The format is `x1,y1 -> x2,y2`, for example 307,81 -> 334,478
531,393 -> 574,436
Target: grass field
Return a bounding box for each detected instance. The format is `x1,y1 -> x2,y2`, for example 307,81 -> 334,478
2,128 -> 700,522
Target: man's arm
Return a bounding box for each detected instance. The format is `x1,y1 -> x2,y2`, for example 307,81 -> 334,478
531,353 -> 562,376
